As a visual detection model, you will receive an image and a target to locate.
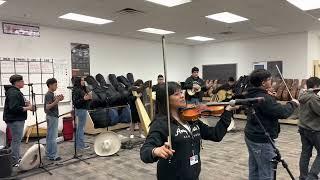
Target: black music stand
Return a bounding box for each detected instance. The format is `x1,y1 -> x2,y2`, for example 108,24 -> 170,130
29,84 -> 52,175
247,105 -> 295,180
59,87 -> 90,165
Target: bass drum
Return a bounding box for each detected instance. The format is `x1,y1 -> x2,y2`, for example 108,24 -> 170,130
227,118 -> 235,132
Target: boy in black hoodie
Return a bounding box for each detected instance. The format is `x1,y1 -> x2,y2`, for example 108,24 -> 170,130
3,75 -> 34,166
140,82 -> 238,180
298,77 -> 320,180
244,69 -> 299,180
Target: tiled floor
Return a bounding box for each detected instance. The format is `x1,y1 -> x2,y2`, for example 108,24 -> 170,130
4,117 -> 313,180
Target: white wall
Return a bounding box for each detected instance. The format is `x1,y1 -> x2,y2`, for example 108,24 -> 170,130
307,31 -> 320,76
0,26 -> 192,132
192,32 -> 309,79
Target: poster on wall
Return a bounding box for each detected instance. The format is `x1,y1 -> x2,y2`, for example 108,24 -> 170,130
2,22 -> 40,37
71,43 -> 90,77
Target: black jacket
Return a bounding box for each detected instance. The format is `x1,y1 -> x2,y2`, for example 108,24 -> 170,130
140,111 -> 232,180
244,87 -> 297,143
184,76 -> 206,101
3,85 -> 27,122
72,87 -> 90,109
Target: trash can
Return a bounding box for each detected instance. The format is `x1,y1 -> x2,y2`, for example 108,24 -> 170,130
0,148 -> 12,178
63,116 -> 74,141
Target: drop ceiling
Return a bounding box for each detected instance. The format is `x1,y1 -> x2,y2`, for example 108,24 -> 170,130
1,0 -> 320,45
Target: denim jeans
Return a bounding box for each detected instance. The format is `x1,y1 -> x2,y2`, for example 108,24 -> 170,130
187,98 -> 200,105
245,137 -> 276,180
6,121 -> 25,164
299,127 -> 320,180
75,109 -> 87,149
46,115 -> 59,159
108,106 -> 131,126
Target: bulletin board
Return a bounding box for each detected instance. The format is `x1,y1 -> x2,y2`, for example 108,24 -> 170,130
0,58 -> 70,106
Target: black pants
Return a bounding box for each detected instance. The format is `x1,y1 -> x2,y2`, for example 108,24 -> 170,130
299,127 -> 320,180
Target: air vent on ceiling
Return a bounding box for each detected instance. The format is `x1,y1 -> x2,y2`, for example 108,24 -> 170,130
116,8 -> 145,15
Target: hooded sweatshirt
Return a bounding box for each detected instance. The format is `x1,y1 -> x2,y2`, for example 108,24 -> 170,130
299,91 -> 320,131
3,85 -> 27,122
244,87 -> 297,143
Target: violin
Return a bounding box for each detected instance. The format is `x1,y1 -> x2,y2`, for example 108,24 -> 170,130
179,104 -> 226,122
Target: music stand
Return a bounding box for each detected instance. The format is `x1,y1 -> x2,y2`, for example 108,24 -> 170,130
247,104 -> 295,180
59,86 -> 90,165
29,84 -> 52,175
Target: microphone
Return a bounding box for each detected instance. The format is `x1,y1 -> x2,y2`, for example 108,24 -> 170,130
27,83 -> 33,86
67,86 -> 74,89
229,97 -> 265,106
206,97 -> 265,107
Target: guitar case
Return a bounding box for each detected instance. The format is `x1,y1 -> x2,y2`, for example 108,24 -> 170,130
117,75 -> 131,89
89,108 -> 110,128
95,74 -> 126,106
127,73 -> 134,85
85,76 -> 108,108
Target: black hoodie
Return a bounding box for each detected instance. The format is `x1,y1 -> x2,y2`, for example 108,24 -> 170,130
244,87 -> 297,143
3,85 -> 27,122
140,111 -> 232,180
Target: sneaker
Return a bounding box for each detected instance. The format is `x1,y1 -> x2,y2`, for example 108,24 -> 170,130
140,134 -> 146,138
49,157 -> 62,161
130,135 -> 134,139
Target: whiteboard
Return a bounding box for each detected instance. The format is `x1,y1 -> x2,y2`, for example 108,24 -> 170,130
41,61 -> 53,73
1,60 -> 14,73
29,61 -> 41,73
54,60 -> 71,102
15,61 -> 28,73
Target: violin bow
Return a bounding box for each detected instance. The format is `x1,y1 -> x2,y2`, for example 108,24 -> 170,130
276,65 -> 294,100
161,35 -> 172,148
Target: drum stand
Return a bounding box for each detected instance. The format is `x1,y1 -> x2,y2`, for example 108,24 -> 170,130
30,84 -> 52,175
247,105 -> 295,180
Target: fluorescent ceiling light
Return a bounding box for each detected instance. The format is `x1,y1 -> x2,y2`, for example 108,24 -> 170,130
186,36 -> 214,41
59,13 -> 113,25
0,1 -> 6,6
138,28 -> 175,35
146,0 -> 191,7
206,12 -> 248,23
286,0 -> 320,11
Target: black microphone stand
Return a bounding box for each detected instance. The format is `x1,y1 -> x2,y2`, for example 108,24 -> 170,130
247,104 -> 295,180
29,84 -> 52,175
59,87 -> 90,165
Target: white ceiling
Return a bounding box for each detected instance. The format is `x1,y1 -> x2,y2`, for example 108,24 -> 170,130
1,0 -> 320,45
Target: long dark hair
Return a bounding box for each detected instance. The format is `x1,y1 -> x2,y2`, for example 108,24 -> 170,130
73,76 -> 88,93
156,82 -> 181,116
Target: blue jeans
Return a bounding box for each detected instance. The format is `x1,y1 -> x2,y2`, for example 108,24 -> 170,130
75,109 -> 87,149
187,98 -> 200,104
245,137 -> 276,180
108,106 -> 131,126
46,115 -> 59,159
6,121 -> 25,164
299,127 -> 320,180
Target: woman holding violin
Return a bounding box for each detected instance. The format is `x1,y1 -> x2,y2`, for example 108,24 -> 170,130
140,82 -> 238,180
